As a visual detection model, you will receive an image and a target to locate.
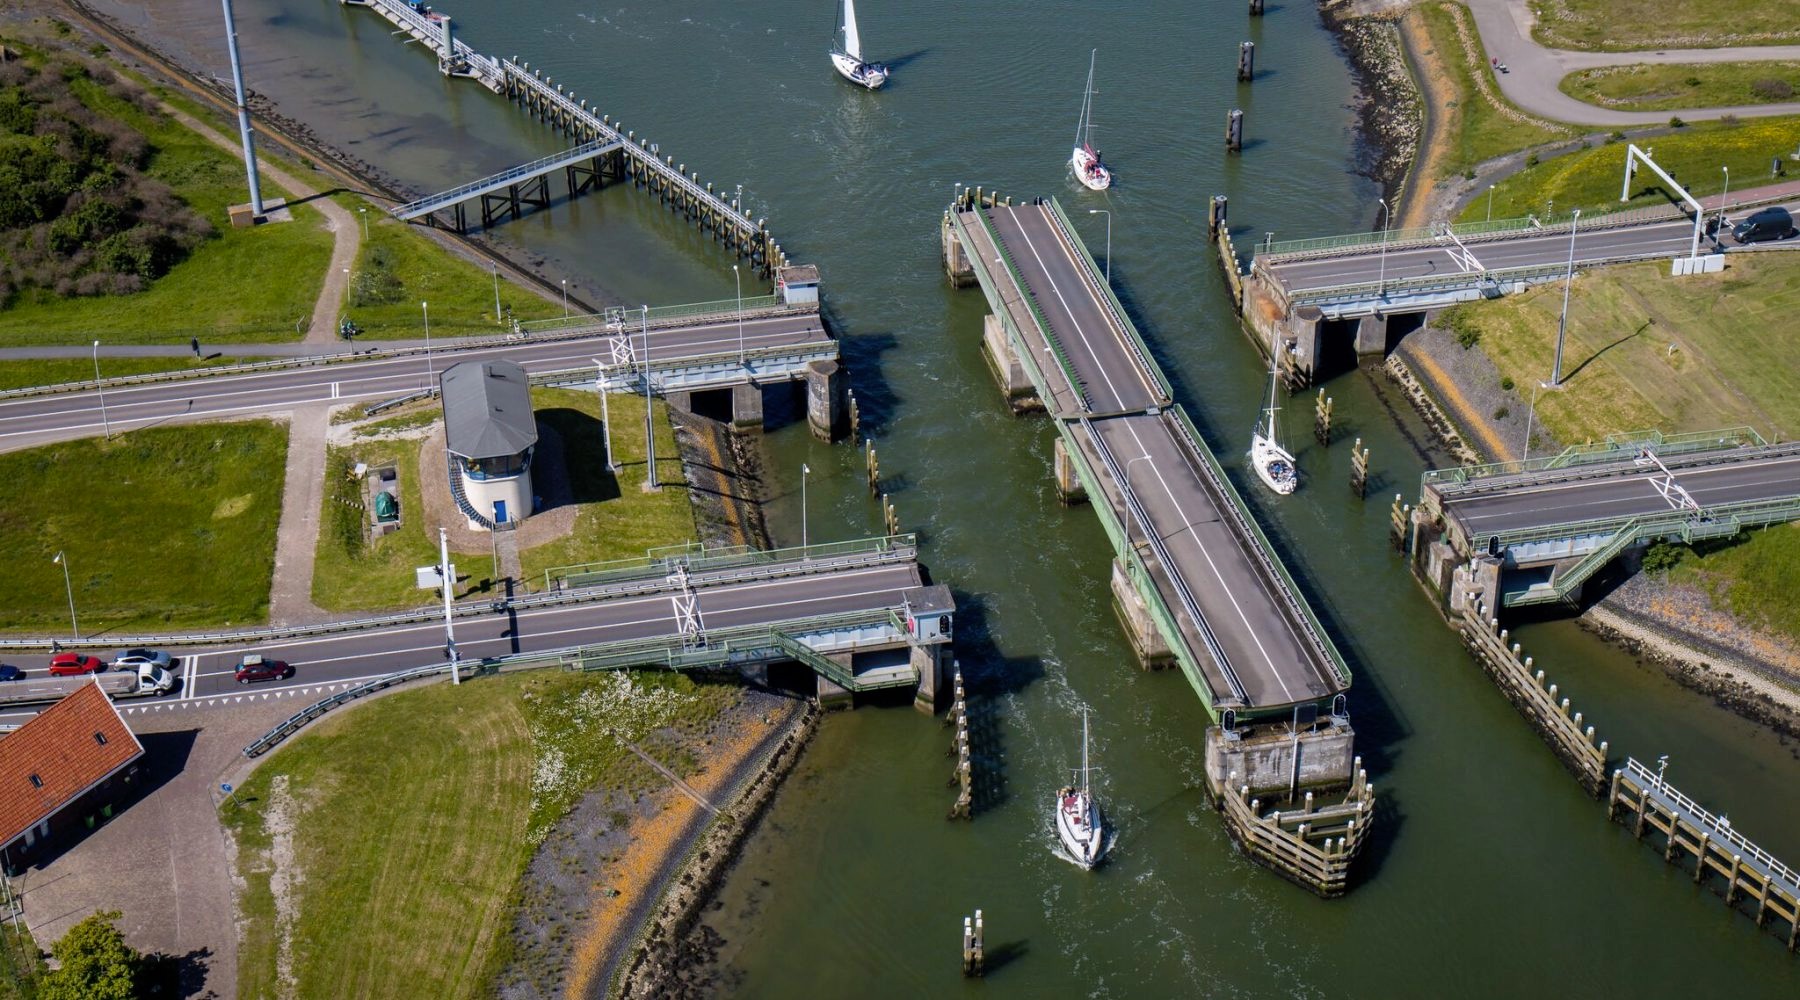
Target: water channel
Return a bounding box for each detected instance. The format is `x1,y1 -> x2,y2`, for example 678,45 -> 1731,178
107,0 -> 1800,994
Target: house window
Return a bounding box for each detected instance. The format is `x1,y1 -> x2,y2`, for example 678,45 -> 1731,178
94,732 -> 108,746
28,774 -> 42,789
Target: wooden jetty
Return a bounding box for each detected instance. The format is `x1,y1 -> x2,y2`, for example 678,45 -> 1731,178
1219,760 -> 1375,897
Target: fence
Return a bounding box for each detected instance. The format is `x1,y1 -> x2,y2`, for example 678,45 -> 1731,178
545,534 -> 913,590
1422,427 -> 1772,488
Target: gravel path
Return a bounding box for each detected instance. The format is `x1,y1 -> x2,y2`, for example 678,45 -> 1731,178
268,406 -> 333,625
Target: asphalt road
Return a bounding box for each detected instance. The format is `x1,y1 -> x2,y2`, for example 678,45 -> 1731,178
1091,413 -> 1340,708
1443,451 -> 1800,536
0,312 -> 828,452
985,204 -> 1161,413
1268,199 -> 1800,293
0,561 -> 923,726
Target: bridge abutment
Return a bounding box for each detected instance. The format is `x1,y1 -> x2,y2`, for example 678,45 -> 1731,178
1448,555 -> 1502,618
911,642 -> 946,714
942,211 -> 976,287
1053,438 -> 1087,504
1204,720 -> 1355,799
805,359 -> 846,441
1109,559 -> 1174,669
980,314 -> 1041,412
731,382 -> 764,433
1354,314 -> 1388,356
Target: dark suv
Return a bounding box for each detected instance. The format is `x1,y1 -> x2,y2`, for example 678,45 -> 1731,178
1732,206 -> 1797,245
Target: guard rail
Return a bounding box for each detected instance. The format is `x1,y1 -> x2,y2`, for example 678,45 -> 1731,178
1423,427 -> 1774,489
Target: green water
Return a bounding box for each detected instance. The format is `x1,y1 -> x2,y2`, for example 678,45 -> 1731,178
156,0 -> 1800,993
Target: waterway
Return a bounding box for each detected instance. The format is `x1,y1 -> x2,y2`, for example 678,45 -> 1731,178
102,0 -> 1800,994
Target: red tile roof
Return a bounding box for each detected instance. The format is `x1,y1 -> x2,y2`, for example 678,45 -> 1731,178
0,681 -> 143,847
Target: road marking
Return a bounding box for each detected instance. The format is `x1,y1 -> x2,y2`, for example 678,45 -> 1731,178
331,381 -> 340,399
1000,206 -> 1133,411
179,655 -> 199,701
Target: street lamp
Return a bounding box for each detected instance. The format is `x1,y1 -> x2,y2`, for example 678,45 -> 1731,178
1088,209 -> 1112,284
801,463 -> 811,549
1550,209 -> 1581,387
733,264 -> 746,365
593,359 -> 617,474
1521,379 -> 1544,462
561,279 -> 569,318
1486,184 -> 1496,223
358,206 -> 367,242
421,301 -> 434,384
1719,165 -> 1730,230
91,340 -> 111,440
492,261 -> 502,323
1376,198 -> 1391,299
52,550 -> 78,640
641,305 -> 658,491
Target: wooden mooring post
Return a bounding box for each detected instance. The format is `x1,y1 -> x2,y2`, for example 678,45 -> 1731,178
847,389 -> 861,439
864,438 -> 880,496
1349,438 -> 1370,498
1389,493 -> 1411,550
1249,0 -> 1265,14
1237,41 -> 1255,82
1226,109 -> 1245,153
961,909 -> 986,976
1607,759 -> 1800,952
882,494 -> 900,537
947,662 -> 972,820
1313,389 -> 1332,445
1219,759 -> 1376,897
1459,596 -> 1608,795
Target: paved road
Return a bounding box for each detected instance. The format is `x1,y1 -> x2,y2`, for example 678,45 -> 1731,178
1464,0 -> 1800,125
1267,197 -> 1800,294
0,560 -> 922,727
0,312 -> 828,452
1441,450 -> 1800,537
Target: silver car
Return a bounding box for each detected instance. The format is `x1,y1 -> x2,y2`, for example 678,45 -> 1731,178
113,648 -> 173,670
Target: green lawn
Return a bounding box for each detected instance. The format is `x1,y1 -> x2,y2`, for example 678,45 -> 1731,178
1417,3 -> 1572,178
337,201 -> 563,340
518,388 -> 694,587
310,438 -> 497,612
222,669 -> 733,1000
0,355 -> 272,392
0,69 -> 333,346
0,921 -> 43,1000
0,421 -> 286,632
1530,0 -> 1800,51
1664,522 -> 1800,643
1560,62 -> 1800,112
1438,254 -> 1800,449
1462,115 -> 1800,222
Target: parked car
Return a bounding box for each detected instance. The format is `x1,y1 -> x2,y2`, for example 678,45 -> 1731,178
47,653 -> 106,677
1732,206 -> 1797,245
113,648 -> 173,671
0,665 -> 23,682
234,655 -> 294,684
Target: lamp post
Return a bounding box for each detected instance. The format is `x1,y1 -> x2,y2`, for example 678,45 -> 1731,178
642,305 -> 658,491
492,261 -> 502,323
91,340 -> 111,440
1550,209 -> 1581,387
1088,209 -> 1112,284
421,301 -> 434,384
801,463 -> 810,549
561,279 -> 569,318
1521,379 -> 1544,462
593,359 -> 617,474
358,206 -> 368,242
53,551 -> 78,640
1377,197 -> 1391,299
1719,165 -> 1730,230
1486,184 -> 1495,223
439,527 -> 459,684
733,263 -> 745,365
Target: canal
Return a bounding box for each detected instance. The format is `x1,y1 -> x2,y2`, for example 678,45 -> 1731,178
113,0 -> 1800,993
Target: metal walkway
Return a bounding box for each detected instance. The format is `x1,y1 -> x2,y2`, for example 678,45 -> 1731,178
951,195 -> 1350,719
390,138 -> 624,222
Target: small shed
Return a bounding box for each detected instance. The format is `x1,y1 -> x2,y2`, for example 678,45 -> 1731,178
441,359 -> 538,529
0,681 -> 144,872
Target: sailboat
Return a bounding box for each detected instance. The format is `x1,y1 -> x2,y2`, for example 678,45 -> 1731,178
1249,364 -> 1298,495
1070,49 -> 1112,191
830,0 -> 889,90
1055,709 -> 1107,869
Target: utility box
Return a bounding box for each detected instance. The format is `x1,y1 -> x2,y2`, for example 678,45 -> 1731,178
777,264 -> 820,306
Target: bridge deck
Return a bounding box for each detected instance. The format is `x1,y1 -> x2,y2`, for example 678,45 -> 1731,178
961,199 -> 1346,712
391,139 -> 624,221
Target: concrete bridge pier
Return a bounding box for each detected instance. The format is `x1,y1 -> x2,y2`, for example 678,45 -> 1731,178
1354,314 -> 1389,356
942,211 -> 976,287
731,382 -> 764,432
1448,555 -> 1502,617
817,656 -> 854,710
912,642 -> 947,713
1110,559 -> 1174,668
981,314 -> 1041,412
806,359 -> 846,441
1053,438 -> 1087,504
1204,720 -> 1356,800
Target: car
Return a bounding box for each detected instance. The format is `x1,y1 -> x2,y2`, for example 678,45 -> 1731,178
113,648 -> 173,670
48,653 -> 106,677
0,665 -> 23,682
1731,206 -> 1797,245
234,655 -> 294,684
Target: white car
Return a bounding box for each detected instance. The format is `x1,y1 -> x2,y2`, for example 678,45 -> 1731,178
113,648 -> 173,670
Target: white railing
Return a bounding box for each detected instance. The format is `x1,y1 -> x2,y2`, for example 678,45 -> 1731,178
1623,757 -> 1800,892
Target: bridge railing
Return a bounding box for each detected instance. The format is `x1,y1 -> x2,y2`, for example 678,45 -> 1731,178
1423,427 -> 1771,489
960,206 -> 1089,407
1044,197 -> 1173,403
390,138 -> 623,219
1489,493 -> 1800,551
544,534 -> 915,590
516,295 -> 788,337
1621,757 -> 1800,894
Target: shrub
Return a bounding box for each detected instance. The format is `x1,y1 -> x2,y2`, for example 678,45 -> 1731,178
1524,153 -> 1540,168
1500,375 -> 1516,392
1750,78 -> 1794,101
1439,309 -> 1483,350
350,244 -> 405,307
1493,406 -> 1510,420
1668,116 -> 1686,128
1608,130 -> 1626,143
1641,540 -> 1685,573
1683,77 -> 1702,88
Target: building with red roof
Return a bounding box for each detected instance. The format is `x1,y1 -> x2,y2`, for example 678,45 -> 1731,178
0,680 -> 144,872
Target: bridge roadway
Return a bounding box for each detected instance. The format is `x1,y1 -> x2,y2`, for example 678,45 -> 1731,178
0,312 -> 827,452
1436,445 -> 1800,540
0,557 -> 925,728
963,199 -> 1344,712
1265,197 -> 1800,297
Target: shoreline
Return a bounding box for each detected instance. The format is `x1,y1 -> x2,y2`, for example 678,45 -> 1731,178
1319,0 -> 1422,213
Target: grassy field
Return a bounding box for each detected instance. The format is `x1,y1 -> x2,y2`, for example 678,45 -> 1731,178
0,421 -> 286,632
518,388 -> 694,587
0,65 -> 334,346
0,355 -> 273,391
1560,62 -> 1800,112
222,669 -> 734,1000
337,202 -> 563,341
1665,523 -> 1800,641
1438,254 -> 1800,449
1416,3 -> 1572,179
1462,115 -> 1800,222
1529,0 -> 1800,51
309,438 -> 497,612
0,922 -> 42,1000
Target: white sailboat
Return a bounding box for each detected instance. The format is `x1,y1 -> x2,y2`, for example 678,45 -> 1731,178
1070,49 -> 1112,191
830,0 -> 889,90
1055,709 -> 1108,869
1249,364 -> 1298,495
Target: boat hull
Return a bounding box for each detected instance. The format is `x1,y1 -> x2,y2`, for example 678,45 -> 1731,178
831,50 -> 888,89
1250,434 -> 1298,495
1056,787 -> 1106,868
1071,146 -> 1112,191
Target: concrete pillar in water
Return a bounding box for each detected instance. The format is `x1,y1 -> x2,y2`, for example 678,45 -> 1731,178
1054,437 -> 1088,504
911,642 -> 944,713
1209,195 -> 1228,239
980,314 -> 1039,411
1354,313 -> 1389,355
731,382 -> 764,432
1238,41 -> 1255,82
1226,109 -> 1245,153
805,359 -> 845,441
663,389 -> 695,416
1249,0 -> 1265,14
1111,559 -> 1174,668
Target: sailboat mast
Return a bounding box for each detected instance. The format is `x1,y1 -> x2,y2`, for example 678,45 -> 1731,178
1264,365 -> 1281,440
1081,709 -> 1091,795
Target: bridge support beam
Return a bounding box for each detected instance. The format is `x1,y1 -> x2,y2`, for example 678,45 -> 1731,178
1448,555 -> 1502,618
912,642 -> 946,714
1053,437 -> 1088,505
817,653 -> 855,710
1354,314 -> 1388,356
731,382 -> 764,433
806,359 -> 845,441
942,211 -> 976,287
1204,721 -> 1356,800
981,314 -> 1040,413
1110,559 -> 1174,669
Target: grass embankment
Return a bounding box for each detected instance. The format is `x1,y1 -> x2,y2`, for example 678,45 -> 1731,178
518,388 -> 693,586
337,201 -> 562,341
1560,62 -> 1800,112
1412,2 -> 1572,180
0,421 -> 286,632
223,669 -> 735,1000
1529,0 -> 1800,51
1439,254 -> 1800,448
1464,115 -> 1800,222
0,355 -> 270,391
1659,523 -> 1800,643
0,48 -> 332,346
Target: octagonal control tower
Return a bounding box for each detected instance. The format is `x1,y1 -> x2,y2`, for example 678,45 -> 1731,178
441,359 -> 537,529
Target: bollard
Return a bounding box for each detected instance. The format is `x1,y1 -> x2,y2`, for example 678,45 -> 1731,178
1209,194 -> 1229,239
1226,109 -> 1245,152
1237,41 -> 1255,82
1250,0 -> 1264,13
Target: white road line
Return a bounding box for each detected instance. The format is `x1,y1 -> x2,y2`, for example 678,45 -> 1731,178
1001,206 -> 1130,411
179,655 -> 198,701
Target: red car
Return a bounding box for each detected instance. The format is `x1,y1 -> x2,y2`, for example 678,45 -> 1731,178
47,653 -> 105,677
234,655 -> 295,684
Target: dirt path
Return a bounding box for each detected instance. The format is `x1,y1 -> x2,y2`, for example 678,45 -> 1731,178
156,104 -> 361,345
268,406 -> 333,625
